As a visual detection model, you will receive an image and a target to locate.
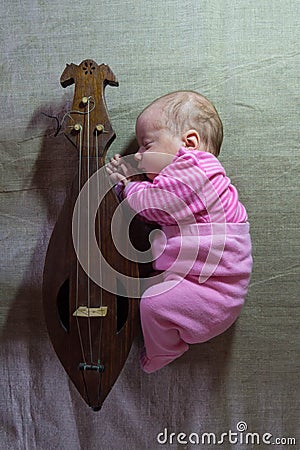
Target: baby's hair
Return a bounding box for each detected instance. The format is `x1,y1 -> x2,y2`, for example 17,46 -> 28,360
141,91 -> 223,156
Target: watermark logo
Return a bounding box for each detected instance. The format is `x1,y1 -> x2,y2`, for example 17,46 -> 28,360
156,421 -> 297,446
72,153 -> 227,297
236,421 -> 248,432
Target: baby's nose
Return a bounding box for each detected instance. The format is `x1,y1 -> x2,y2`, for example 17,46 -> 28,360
134,151 -> 142,161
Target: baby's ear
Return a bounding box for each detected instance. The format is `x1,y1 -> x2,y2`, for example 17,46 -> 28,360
182,129 -> 200,149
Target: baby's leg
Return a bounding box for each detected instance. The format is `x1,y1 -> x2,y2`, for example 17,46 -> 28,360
139,272 -> 243,373
139,274 -> 190,373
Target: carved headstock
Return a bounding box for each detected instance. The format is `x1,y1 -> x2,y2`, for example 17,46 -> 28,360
60,60 -> 118,157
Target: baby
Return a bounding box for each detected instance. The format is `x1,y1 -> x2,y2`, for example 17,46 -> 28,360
107,91 -> 252,373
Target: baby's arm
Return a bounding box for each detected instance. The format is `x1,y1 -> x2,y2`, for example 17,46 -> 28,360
123,155 -> 208,223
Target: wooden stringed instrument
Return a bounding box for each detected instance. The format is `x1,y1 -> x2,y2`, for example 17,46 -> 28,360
43,60 -> 140,411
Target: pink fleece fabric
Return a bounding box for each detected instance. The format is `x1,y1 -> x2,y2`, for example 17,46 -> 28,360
140,222 -> 252,373
117,148 -> 253,373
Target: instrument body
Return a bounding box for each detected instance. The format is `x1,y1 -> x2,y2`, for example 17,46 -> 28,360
43,60 -> 139,410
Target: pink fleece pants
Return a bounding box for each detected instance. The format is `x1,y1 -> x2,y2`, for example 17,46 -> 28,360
139,271 -> 245,373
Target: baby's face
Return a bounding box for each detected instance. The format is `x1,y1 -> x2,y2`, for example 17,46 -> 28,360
135,107 -> 183,180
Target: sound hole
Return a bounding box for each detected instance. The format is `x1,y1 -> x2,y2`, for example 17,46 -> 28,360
57,279 -> 70,332
116,279 -> 129,333
82,61 -> 96,75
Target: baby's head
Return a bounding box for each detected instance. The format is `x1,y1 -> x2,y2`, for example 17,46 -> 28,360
138,90 -> 223,157
134,91 -> 223,180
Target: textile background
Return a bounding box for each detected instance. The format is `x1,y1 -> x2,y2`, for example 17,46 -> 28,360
1,1 -> 299,449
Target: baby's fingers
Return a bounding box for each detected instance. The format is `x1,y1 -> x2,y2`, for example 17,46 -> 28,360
110,154 -> 122,166
107,154 -> 121,170
119,163 -> 131,177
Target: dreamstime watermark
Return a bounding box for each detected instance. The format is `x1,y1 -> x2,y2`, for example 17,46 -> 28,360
72,154 -> 227,297
156,421 -> 297,446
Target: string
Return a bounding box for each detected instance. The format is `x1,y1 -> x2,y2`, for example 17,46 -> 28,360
69,96 -> 96,367
61,101 -> 96,133
40,112 -> 60,136
56,95 -> 105,404
75,124 -> 87,364
74,95 -> 101,405
42,100 -> 95,136
87,97 -> 93,364
96,129 -> 104,373
95,128 -> 104,404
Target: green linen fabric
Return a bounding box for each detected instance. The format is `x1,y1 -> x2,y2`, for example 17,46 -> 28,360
0,1 -> 299,448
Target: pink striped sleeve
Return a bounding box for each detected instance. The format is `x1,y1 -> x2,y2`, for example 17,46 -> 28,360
123,161 -> 207,224
121,148 -> 248,225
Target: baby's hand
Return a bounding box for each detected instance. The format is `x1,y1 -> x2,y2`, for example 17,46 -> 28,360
106,154 -> 135,186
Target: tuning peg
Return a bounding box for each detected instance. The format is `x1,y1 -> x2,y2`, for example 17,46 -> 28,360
73,123 -> 82,132
95,124 -> 104,133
